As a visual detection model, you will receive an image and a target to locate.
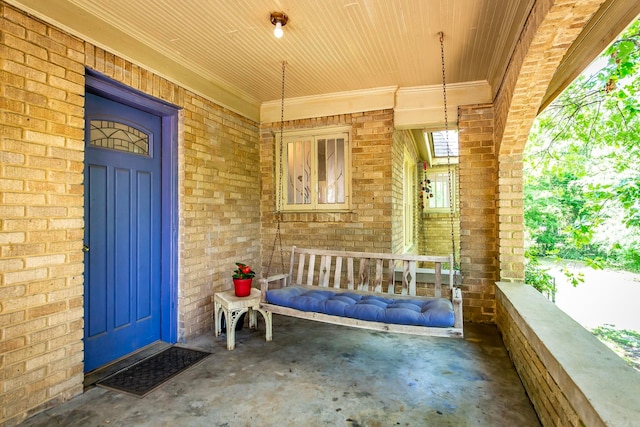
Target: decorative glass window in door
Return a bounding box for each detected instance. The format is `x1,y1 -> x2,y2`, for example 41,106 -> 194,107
89,120 -> 150,156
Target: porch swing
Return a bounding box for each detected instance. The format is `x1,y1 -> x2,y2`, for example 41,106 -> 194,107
259,34 -> 463,338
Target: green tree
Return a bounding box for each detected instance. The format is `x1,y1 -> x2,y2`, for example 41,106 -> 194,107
525,19 -> 640,271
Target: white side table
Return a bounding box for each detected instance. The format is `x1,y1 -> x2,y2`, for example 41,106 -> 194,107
213,287 -> 272,350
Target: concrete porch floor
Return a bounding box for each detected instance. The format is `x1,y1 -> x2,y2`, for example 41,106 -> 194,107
20,316 -> 540,426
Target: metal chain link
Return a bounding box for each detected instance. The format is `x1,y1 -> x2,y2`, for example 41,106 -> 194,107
439,32 -> 458,286
266,61 -> 287,278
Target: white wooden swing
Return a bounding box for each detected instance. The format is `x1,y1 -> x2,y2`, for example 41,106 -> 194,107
260,33 -> 463,338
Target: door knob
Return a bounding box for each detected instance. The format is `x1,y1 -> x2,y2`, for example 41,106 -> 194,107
83,244 -> 90,252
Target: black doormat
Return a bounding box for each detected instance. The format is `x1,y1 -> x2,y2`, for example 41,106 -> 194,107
97,346 -> 210,397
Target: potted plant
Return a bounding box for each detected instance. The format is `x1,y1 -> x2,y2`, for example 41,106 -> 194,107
232,262 -> 255,297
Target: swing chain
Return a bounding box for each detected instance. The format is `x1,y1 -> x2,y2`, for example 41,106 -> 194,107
438,31 -> 458,286
266,61 -> 287,278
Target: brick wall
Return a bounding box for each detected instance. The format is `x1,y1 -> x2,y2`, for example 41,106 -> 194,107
494,0 -> 605,282
391,129 -> 404,254
1,4 -> 86,424
1,0 -> 614,424
260,110 -> 396,271
84,47 -> 262,336
496,282 -> 640,426
1,3 -> 260,425
458,104 -> 498,323
390,130 -> 420,255
83,27 -> 261,342
176,88 -> 260,339
497,154 -> 525,281
496,294 -> 582,426
421,212 -> 460,259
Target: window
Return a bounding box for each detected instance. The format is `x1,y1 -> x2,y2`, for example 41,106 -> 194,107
424,168 -> 456,211
89,120 -> 150,155
422,128 -> 458,212
277,128 -> 351,211
428,130 -> 458,158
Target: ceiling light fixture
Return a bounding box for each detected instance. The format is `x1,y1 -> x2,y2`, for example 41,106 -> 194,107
270,12 -> 288,39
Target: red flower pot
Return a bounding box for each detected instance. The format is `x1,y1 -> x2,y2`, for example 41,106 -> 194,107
233,278 -> 252,297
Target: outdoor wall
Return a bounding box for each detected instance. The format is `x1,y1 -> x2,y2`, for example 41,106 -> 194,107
1,5 -> 86,425
419,159 -> 460,260
390,129 -> 405,255
458,103 -> 498,323
0,0 -> 618,425
85,34 -> 261,344
174,78 -> 260,339
496,293 -> 581,426
259,104 -> 500,323
420,212 -> 460,259
0,3 -> 260,425
496,282 -> 640,427
390,129 -> 419,255
493,0 -> 607,283
259,109 -> 396,268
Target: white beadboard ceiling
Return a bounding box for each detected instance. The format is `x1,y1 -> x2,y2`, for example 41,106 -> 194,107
7,0 -> 639,121
65,0 -> 533,102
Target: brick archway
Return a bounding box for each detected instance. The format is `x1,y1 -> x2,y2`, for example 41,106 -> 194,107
458,0 -> 608,323
495,0 -> 608,284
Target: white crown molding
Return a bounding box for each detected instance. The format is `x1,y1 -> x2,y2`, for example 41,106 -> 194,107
394,81 -> 492,129
261,81 -> 491,127
261,86 -> 398,123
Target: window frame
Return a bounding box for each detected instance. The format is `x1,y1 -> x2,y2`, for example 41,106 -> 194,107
276,126 -> 352,212
423,166 -> 457,213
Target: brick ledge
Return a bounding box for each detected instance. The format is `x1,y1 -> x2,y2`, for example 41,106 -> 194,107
496,282 -> 640,427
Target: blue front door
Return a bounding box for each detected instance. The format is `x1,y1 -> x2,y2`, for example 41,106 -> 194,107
84,92 -> 162,372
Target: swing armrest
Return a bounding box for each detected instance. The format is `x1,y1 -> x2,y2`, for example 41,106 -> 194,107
452,287 -> 463,329
259,274 -> 289,302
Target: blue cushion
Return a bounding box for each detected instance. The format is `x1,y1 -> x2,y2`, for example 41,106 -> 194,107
387,302 -> 422,312
416,299 -> 456,327
336,292 -> 364,302
289,289 -> 335,312
266,286 -> 455,327
361,295 -> 395,305
265,286 -> 307,307
345,300 -> 386,322
384,307 -> 424,325
323,295 -> 357,316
